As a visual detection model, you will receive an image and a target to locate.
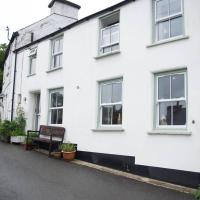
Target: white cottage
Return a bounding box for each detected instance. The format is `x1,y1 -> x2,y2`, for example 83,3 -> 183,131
2,0 -> 200,188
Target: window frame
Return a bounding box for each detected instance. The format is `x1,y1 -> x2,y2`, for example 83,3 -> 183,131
100,23 -> 120,53
28,48 -> 37,75
154,0 -> 184,42
98,78 -> 123,128
48,88 -> 64,126
155,70 -> 187,129
50,36 -> 63,70
99,11 -> 120,55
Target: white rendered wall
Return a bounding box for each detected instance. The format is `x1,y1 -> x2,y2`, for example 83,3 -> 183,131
50,1 -> 79,19
7,0 -> 200,174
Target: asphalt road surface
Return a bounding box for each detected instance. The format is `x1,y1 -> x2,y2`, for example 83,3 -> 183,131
0,142 -> 195,200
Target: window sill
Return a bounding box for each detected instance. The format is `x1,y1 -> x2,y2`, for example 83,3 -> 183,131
46,67 -> 63,73
27,73 -> 36,77
147,35 -> 189,48
148,130 -> 192,136
94,50 -> 121,60
92,128 -> 125,132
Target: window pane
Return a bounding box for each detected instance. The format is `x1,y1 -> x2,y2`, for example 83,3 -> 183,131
159,102 -> 172,125
170,17 -> 183,37
57,109 -> 63,124
102,106 -> 112,125
101,28 -> 111,46
172,101 -> 186,125
170,0 -> 182,15
51,110 -> 57,124
51,93 -> 57,107
103,47 -> 111,54
111,44 -> 119,51
112,105 -> 122,125
158,76 -> 170,99
57,93 -> 63,107
53,40 -> 60,53
112,82 -> 122,103
53,55 -> 60,68
156,0 -> 169,19
101,84 -> 112,104
59,38 -> 63,52
158,20 -> 169,40
30,57 -> 36,74
171,74 -> 185,98
111,25 -> 119,44
59,54 -> 62,67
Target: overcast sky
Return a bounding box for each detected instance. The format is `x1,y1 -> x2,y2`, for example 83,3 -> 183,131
0,0 -> 122,44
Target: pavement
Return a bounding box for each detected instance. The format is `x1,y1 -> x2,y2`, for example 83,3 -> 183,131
0,142 -> 195,200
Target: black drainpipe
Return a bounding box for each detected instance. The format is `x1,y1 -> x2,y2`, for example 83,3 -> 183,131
11,32 -> 19,121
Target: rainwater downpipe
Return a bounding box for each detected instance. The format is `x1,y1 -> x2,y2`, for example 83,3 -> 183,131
11,32 -> 19,121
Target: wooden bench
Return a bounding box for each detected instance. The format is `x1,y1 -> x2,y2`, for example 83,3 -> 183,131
26,125 -> 65,156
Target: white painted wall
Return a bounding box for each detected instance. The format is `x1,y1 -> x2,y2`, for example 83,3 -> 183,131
50,1 -> 79,19
3,0 -> 200,173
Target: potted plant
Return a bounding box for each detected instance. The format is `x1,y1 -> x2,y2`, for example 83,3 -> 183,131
22,138 -> 32,150
10,129 -> 26,144
60,143 -> 76,161
194,187 -> 200,200
51,145 -> 62,159
0,120 -> 16,143
22,132 -> 38,150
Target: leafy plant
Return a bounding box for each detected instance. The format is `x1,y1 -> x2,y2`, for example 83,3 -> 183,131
28,132 -> 38,138
11,129 -> 26,136
0,120 -> 18,136
15,106 -> 26,133
60,143 -> 76,152
194,187 -> 200,200
0,106 -> 26,138
0,44 -> 7,91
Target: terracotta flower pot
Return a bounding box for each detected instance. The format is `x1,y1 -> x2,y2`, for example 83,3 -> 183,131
22,143 -> 32,150
62,151 -> 76,161
52,152 -> 62,159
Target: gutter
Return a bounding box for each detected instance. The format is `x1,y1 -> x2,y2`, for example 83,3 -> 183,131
14,0 -> 135,53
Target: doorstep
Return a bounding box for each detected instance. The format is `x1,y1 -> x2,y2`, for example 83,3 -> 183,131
71,159 -> 196,195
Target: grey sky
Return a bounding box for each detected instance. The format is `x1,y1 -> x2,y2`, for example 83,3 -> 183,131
0,0 -> 122,44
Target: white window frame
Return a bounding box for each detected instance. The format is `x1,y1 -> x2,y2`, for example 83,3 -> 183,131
99,79 -> 123,128
154,0 -> 184,42
51,36 -> 63,69
155,71 -> 187,129
100,23 -> 120,54
49,88 -> 64,126
29,48 -> 37,75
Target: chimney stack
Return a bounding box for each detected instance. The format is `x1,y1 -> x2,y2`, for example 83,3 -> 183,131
48,0 -> 81,20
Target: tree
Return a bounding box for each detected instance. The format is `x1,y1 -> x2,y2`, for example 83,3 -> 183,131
0,43 -> 7,92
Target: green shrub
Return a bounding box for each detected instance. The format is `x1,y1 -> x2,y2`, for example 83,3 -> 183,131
0,120 -> 18,136
0,106 -> 27,138
60,143 -> 76,152
28,132 -> 38,138
11,129 -> 26,136
15,106 -> 26,133
194,187 -> 200,200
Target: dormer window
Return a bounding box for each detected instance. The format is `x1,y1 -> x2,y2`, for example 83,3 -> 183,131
99,11 -> 120,55
29,47 -> 37,75
51,36 -> 63,69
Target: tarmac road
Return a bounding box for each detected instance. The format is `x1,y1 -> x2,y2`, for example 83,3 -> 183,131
0,142 -> 195,200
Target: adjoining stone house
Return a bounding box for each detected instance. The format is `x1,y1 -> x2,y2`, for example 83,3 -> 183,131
2,0 -> 200,188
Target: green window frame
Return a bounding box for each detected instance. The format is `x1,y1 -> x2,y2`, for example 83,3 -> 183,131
154,70 -> 187,129
98,78 -> 123,127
